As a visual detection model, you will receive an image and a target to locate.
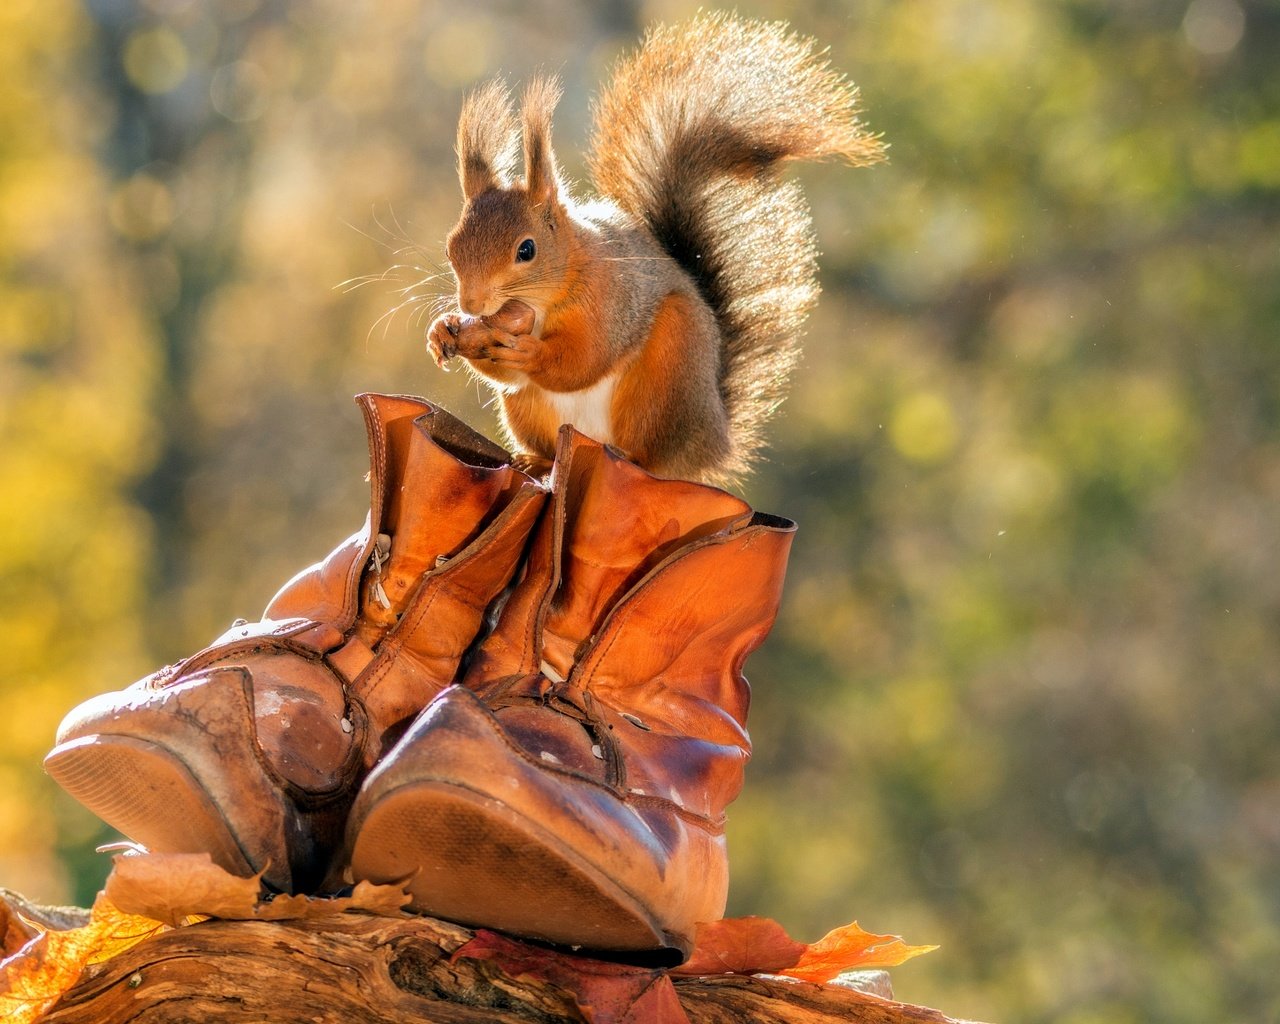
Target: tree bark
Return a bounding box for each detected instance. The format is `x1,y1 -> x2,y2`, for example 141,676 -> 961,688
32,912 -> 983,1024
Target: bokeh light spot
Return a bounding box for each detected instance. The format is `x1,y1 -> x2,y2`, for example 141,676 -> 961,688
108,173 -> 174,242
122,27 -> 190,95
210,60 -> 268,122
891,391 -> 959,464
1182,0 -> 1245,55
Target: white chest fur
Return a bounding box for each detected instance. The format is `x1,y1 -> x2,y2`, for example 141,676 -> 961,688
541,372 -> 618,443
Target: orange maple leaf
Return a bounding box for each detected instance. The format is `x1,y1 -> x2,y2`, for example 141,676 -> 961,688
781,921 -> 938,983
674,915 -> 806,976
0,894 -> 166,1024
673,915 -> 936,985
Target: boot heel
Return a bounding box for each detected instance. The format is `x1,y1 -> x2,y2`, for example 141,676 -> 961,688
45,734 -> 255,878
349,780 -> 674,955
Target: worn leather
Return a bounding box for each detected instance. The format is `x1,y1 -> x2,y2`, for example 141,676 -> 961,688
348,427 -> 795,954
47,395 -> 546,891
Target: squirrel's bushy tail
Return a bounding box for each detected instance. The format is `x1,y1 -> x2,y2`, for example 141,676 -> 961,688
588,13 -> 884,479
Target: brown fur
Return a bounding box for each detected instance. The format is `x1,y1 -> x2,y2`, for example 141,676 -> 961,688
456,80 -> 518,199
428,13 -> 885,485
611,293 -> 727,478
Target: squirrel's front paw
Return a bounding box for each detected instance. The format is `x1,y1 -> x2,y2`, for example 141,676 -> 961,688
429,300 -> 539,372
477,333 -> 544,374
426,314 -> 463,368
449,319 -> 511,360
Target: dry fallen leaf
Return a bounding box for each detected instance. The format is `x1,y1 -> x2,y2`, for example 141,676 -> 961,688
2,854 -> 413,1023
0,890 -> 91,934
0,894 -> 166,1024
251,880 -> 412,921
1,896 -> 39,959
673,915 -> 936,985
105,852 -> 411,923
105,852 -> 260,926
343,879 -> 416,917
781,921 -> 938,983
674,915 -> 806,976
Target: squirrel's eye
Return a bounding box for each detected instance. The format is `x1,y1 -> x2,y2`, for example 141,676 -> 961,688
515,238 -> 536,263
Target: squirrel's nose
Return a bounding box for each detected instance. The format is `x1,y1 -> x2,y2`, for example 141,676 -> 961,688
458,289 -> 496,317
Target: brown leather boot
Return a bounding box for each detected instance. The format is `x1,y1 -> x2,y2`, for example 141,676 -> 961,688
345,428 -> 795,959
46,394 -> 546,892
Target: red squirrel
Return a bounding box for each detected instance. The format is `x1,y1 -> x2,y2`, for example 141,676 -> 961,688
426,13 -> 884,485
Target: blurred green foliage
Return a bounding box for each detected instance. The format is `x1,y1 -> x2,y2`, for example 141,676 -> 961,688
2,0 -> 1277,1020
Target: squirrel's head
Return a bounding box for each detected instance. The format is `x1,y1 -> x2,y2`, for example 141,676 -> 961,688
446,76 -> 566,320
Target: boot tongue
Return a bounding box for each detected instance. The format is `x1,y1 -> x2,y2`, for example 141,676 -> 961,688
539,440 -> 751,679
364,410 -> 514,622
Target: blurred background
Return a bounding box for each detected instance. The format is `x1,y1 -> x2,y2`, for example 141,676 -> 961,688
1,0 -> 1277,1020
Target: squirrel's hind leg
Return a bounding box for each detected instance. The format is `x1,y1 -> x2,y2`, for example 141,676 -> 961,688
510,452 -> 554,480
500,388 -> 561,474
610,293 -> 729,482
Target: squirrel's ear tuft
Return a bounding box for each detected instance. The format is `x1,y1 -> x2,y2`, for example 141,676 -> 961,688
458,78 -> 519,199
521,75 -> 562,208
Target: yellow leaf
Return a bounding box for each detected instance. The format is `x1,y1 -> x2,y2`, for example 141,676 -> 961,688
0,895 -> 166,1023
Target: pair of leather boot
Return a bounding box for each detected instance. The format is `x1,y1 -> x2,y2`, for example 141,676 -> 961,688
46,394 -> 795,959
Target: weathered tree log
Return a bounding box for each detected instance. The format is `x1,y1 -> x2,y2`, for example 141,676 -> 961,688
31,912 -> 982,1023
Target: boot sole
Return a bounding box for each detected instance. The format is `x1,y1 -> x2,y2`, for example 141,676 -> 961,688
45,734 -> 257,878
349,779 -> 679,956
